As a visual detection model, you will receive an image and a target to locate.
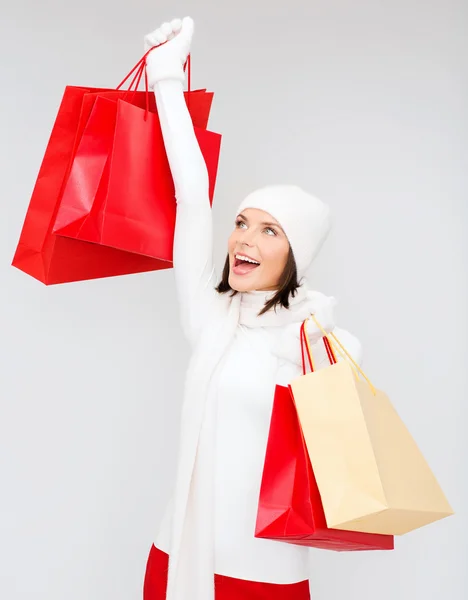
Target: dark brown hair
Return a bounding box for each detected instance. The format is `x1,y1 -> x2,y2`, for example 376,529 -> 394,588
215,247 -> 301,316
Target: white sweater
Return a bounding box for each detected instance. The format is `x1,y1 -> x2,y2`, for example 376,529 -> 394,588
152,78 -> 362,595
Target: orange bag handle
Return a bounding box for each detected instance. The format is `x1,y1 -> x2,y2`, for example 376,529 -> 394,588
307,315 -> 377,395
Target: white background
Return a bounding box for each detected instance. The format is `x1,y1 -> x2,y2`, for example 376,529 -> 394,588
1,0 -> 466,598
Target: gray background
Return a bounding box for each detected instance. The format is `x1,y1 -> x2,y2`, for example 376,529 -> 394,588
1,0 -> 466,598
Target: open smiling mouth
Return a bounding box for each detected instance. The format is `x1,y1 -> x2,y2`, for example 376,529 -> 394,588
232,254 -> 261,275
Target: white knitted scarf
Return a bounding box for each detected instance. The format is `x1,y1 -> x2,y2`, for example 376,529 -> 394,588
166,280 -> 334,600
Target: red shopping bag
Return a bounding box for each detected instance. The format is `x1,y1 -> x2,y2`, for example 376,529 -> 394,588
53,93 -> 221,260
255,334 -> 394,551
12,54 -> 217,284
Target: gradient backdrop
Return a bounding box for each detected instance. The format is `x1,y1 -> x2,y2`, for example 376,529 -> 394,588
1,1 -> 466,599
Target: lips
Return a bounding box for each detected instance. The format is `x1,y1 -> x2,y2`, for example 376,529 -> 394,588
233,262 -> 259,275
232,254 -> 261,276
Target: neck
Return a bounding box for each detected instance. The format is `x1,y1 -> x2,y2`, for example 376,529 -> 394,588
238,283 -> 311,328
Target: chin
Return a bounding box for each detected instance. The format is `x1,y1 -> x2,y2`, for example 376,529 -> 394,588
228,272 -> 258,293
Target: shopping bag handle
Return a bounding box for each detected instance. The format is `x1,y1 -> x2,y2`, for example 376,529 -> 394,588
116,50 -> 192,96
302,318 -> 363,384
306,315 -> 377,395
300,320 -> 336,375
117,50 -> 192,90
115,50 -> 192,120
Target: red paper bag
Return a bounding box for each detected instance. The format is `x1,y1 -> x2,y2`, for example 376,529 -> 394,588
12,55 -> 216,284
53,95 -> 221,260
255,379 -> 394,551
52,87 -> 214,238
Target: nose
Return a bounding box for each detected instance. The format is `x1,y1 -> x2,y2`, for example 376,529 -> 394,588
238,226 -> 257,247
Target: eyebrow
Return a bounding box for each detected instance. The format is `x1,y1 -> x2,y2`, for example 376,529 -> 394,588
238,213 -> 285,233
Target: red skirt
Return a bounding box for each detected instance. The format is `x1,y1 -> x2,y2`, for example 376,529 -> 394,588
143,544 -> 311,600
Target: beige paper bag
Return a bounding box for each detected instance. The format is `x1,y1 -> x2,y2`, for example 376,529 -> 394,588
290,318 -> 454,536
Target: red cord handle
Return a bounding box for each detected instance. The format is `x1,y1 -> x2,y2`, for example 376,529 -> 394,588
300,320 -> 337,375
115,49 -> 192,120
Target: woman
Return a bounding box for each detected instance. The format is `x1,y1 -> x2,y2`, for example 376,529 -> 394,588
142,17 -> 362,600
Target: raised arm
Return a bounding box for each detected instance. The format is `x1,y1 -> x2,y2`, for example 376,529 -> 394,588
145,17 -> 220,346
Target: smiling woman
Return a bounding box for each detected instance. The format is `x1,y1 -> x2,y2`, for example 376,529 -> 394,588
142,15 -> 363,600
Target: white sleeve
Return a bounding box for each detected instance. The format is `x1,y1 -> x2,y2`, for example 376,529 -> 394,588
153,79 -> 220,346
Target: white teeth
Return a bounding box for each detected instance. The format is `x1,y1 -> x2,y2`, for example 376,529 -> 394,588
235,254 -> 260,265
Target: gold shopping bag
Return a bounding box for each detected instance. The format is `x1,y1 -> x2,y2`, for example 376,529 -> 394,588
290,317 -> 454,535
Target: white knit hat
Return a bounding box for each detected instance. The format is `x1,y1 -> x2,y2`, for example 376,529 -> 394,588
235,184 -> 332,276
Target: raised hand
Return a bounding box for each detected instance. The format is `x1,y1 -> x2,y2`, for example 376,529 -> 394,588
144,16 -> 194,88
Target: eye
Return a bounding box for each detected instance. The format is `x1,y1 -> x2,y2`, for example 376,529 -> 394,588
235,219 -> 247,229
264,227 -> 277,236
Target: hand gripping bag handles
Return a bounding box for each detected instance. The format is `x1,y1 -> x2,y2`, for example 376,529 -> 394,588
52,52 -> 221,262
12,53 -> 219,284
291,317 -> 454,536
255,322 -> 394,551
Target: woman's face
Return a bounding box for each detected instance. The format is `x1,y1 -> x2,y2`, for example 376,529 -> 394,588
227,208 -> 290,292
